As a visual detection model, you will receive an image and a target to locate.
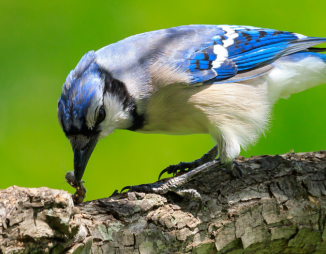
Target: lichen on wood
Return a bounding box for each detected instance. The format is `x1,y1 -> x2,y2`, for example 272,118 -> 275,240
2,151 -> 326,253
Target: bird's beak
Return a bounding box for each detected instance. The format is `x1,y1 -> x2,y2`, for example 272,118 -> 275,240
72,135 -> 98,182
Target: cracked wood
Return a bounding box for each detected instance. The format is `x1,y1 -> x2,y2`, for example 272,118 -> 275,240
2,151 -> 326,253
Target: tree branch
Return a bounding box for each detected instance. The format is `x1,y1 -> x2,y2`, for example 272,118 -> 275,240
2,151 -> 326,253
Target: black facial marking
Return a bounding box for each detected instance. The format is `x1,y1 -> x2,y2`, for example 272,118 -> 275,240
64,124 -> 100,138
98,68 -> 145,131
99,68 -> 133,110
128,104 -> 145,131
105,79 -> 132,110
62,103 -> 106,138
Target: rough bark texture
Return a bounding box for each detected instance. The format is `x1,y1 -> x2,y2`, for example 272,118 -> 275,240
2,151 -> 326,254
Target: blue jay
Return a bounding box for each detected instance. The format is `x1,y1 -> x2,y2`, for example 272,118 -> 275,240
57,25 -> 326,196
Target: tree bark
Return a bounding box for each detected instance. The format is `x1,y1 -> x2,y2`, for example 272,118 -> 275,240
2,151 -> 326,254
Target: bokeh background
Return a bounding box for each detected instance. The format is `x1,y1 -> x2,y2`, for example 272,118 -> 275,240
1,0 -> 325,201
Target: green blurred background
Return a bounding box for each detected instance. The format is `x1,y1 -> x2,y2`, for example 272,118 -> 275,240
1,0 -> 325,201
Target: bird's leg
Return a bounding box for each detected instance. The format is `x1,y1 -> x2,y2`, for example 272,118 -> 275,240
158,145 -> 218,180
120,146 -> 243,210
121,159 -> 222,208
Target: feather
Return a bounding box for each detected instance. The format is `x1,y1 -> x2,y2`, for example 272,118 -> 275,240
183,26 -> 326,85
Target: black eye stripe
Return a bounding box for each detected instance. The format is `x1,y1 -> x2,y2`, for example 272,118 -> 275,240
99,68 -> 133,110
97,67 -> 144,131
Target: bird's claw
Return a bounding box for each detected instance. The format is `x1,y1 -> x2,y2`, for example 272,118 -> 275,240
158,162 -> 192,180
158,146 -> 219,180
120,160 -> 221,213
120,186 -> 131,193
158,167 -> 171,181
110,189 -> 119,197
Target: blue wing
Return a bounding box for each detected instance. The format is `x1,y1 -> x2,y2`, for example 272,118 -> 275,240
184,25 -> 326,84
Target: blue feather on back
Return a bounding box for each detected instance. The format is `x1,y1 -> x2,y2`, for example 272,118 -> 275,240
183,25 -> 326,84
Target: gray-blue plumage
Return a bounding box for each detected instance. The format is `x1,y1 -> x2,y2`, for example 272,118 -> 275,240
57,25 -> 326,184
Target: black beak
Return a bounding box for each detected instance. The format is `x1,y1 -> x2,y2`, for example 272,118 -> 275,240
73,135 -> 98,182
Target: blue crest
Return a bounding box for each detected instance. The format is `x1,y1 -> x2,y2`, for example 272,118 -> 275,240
58,51 -> 104,135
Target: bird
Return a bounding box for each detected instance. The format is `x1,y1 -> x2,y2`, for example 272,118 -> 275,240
57,25 -> 326,197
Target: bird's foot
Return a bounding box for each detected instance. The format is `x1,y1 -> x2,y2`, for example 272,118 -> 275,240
121,159 -> 222,211
223,161 -> 244,179
158,161 -> 199,180
158,145 -> 218,180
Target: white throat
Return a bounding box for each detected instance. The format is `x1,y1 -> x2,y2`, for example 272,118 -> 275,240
98,93 -> 133,138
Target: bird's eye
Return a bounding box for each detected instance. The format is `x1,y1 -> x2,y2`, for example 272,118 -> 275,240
97,106 -> 106,123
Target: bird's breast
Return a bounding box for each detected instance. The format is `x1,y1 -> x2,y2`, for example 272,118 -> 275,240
136,84 -> 210,135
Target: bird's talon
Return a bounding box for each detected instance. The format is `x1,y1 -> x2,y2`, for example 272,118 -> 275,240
159,163 -> 190,180
110,189 -> 119,197
158,167 -> 170,180
120,186 -> 131,193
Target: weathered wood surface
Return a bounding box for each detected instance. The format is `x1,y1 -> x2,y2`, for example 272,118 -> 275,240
2,151 -> 326,254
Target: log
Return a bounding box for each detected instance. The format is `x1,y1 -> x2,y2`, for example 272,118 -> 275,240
2,151 -> 326,254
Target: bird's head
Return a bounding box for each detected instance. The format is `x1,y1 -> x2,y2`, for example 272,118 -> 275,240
57,51 -> 139,182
